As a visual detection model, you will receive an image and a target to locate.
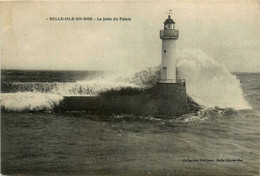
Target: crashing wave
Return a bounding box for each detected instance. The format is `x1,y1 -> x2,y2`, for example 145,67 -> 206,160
1,50 -> 251,113
176,50 -> 251,110
1,92 -> 63,112
2,80 -> 139,96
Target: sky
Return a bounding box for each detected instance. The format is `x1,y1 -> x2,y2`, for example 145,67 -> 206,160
0,0 -> 259,73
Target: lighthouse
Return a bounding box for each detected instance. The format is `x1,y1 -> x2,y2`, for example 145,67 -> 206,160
59,12 -> 187,116
159,15 -> 179,83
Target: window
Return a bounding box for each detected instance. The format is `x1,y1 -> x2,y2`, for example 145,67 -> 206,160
164,24 -> 174,30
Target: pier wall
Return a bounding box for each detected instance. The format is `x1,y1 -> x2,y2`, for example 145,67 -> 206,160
57,83 -> 187,116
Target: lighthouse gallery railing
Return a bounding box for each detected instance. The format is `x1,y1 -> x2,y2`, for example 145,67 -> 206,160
160,29 -> 179,39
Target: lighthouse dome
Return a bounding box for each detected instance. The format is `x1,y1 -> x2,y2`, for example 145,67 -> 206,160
164,15 -> 175,25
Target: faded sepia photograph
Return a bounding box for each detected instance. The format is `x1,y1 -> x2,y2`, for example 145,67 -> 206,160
0,0 -> 259,175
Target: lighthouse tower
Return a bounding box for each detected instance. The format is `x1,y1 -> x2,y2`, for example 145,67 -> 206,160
159,15 -> 179,83
59,12 -> 187,116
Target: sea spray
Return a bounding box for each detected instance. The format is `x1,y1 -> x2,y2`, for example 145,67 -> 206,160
176,50 -> 251,110
2,80 -> 139,96
1,50 -> 251,112
127,66 -> 160,88
1,79 -> 140,112
1,92 -> 63,112
53,79 -> 139,96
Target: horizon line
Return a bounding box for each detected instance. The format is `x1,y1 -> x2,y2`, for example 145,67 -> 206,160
1,68 -> 259,74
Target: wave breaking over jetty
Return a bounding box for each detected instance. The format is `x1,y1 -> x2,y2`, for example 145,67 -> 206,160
1,50 -> 250,112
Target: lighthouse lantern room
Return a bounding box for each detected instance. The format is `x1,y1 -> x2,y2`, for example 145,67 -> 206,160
159,14 -> 179,83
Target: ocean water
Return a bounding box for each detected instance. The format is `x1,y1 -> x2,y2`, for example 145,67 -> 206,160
1,54 -> 260,175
